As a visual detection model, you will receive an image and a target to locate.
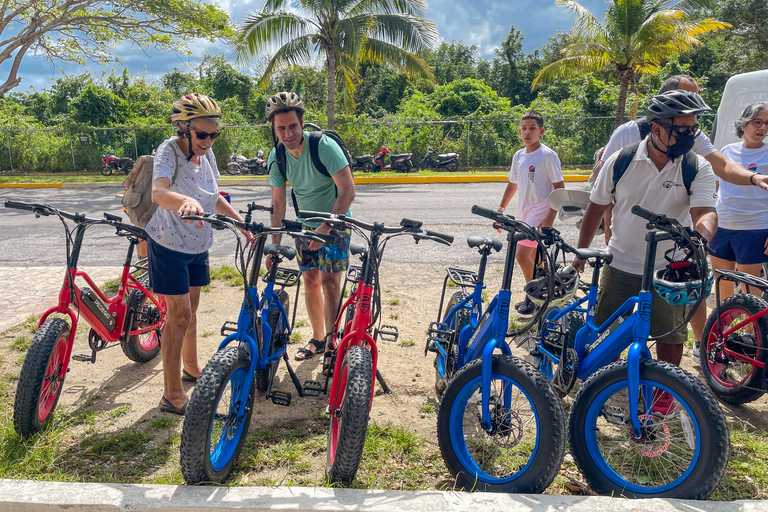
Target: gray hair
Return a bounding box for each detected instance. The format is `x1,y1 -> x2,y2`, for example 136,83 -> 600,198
173,116 -> 223,136
734,102 -> 768,138
658,74 -> 697,94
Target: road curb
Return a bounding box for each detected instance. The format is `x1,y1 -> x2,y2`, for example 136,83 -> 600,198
1,479 -> 763,512
0,175 -> 589,189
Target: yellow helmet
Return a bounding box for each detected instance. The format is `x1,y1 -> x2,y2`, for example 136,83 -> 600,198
171,93 -> 222,122
265,91 -> 305,121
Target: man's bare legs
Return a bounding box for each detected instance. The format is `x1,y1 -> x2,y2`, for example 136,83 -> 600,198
297,268 -> 343,358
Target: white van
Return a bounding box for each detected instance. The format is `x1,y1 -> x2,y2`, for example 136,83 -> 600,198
710,69 -> 768,150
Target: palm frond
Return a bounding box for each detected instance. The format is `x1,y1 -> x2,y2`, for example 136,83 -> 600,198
347,0 -> 429,18
233,11 -> 315,66
256,34 -> 315,89
263,0 -> 292,14
359,38 -> 433,80
557,0 -> 609,40
532,51 -> 610,89
367,13 -> 439,50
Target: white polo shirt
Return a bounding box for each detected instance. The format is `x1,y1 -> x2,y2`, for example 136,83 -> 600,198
590,137 -> 717,275
600,120 -> 717,163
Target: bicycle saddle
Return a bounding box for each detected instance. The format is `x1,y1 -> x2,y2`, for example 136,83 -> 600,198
350,242 -> 368,256
573,248 -> 612,264
264,244 -> 296,261
466,235 -> 502,252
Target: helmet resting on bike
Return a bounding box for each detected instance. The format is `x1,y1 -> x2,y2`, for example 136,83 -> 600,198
171,93 -> 222,122
653,260 -> 714,306
524,264 -> 579,308
266,91 -> 305,121
646,90 -> 711,123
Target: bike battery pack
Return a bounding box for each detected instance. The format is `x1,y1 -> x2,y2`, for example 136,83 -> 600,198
78,287 -> 116,331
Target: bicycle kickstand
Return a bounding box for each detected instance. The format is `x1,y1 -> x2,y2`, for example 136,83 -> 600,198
376,369 -> 393,395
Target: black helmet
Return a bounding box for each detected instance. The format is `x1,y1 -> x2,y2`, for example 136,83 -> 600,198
266,91 -> 305,121
524,265 -> 579,308
646,90 -> 711,124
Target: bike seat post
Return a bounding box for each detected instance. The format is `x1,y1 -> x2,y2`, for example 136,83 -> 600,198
475,247 -> 491,286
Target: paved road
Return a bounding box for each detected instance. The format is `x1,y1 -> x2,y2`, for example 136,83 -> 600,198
0,182 -> 586,268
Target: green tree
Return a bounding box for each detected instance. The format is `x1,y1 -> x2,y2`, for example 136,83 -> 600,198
0,0 -> 231,97
421,41 -> 478,85
234,0 -> 439,129
532,0 -> 729,128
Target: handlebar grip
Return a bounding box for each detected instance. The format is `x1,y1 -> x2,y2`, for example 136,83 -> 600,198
631,205 -> 663,223
424,229 -> 454,244
5,200 -> 40,212
306,231 -> 336,244
298,209 -> 330,220
282,219 -> 303,231
104,212 -> 122,222
246,202 -> 274,214
470,205 -> 498,220
182,213 -> 228,230
400,218 -> 423,230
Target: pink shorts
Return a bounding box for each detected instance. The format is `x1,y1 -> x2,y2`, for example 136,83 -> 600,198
517,239 -> 538,248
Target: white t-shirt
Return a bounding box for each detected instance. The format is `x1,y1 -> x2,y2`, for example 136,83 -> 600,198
590,137 -> 717,274
717,142 -> 768,230
600,120 -> 717,163
145,138 -> 220,254
508,144 -> 563,225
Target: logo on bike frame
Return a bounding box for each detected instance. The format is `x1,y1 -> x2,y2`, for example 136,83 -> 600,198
359,294 -> 371,314
638,300 -> 651,321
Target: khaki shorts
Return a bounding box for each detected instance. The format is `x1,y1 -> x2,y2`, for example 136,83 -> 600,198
594,264 -> 687,345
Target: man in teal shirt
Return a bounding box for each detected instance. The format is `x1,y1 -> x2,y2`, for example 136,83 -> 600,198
266,92 -> 356,367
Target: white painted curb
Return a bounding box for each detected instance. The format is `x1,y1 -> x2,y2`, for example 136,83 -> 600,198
1,480 -> 766,512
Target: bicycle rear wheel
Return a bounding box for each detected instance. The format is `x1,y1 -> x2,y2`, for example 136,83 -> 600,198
121,281 -> 163,363
437,354 -> 566,493
257,290 -> 289,392
535,303 -> 583,396
435,291 -> 470,397
569,359 -> 729,499
13,318 -> 71,436
180,346 -> 255,484
326,345 -> 373,485
700,293 -> 768,404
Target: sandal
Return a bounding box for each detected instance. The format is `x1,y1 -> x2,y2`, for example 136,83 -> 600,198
182,369 -> 198,383
159,396 -> 188,416
295,338 -> 325,360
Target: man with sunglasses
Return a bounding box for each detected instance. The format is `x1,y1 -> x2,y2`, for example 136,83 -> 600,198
573,91 -> 718,398
147,93 -> 248,415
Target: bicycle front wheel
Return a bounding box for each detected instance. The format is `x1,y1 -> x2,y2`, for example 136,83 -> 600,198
569,360 -> 729,499
13,318 -> 71,436
437,355 -> 566,493
180,346 -> 255,484
701,293 -> 768,404
326,344 -> 373,486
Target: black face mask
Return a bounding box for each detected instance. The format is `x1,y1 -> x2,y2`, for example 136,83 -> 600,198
666,133 -> 696,158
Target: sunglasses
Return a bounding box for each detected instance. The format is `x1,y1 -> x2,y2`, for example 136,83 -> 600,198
661,123 -> 700,138
193,130 -> 221,140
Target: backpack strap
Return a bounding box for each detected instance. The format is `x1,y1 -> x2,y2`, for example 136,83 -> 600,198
636,117 -> 652,139
611,141 -> 641,194
308,132 -> 330,177
681,150 -> 698,196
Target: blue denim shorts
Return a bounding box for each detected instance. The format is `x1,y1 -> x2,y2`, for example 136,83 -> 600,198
709,228 -> 768,265
147,238 -> 210,295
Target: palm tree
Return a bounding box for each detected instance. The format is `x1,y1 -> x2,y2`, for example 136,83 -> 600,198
532,0 -> 730,129
235,0 -> 439,129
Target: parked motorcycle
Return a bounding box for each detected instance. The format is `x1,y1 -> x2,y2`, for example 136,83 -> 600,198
100,153 -> 134,176
418,145 -> 460,172
350,153 -> 375,172
373,146 -> 413,173
227,150 -> 268,175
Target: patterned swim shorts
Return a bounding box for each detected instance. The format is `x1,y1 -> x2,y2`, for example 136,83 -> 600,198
295,226 -> 351,273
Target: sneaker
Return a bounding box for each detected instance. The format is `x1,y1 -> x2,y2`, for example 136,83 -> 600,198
692,341 -> 700,359
514,299 -> 527,310
516,296 -> 536,315
652,389 -> 675,417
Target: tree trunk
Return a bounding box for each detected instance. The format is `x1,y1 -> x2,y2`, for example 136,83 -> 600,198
614,78 -> 629,130
326,48 -> 336,130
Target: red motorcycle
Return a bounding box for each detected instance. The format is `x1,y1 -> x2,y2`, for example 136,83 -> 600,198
373,146 -> 413,173
100,153 -> 135,176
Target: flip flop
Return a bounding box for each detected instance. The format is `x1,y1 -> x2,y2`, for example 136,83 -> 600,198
182,369 -> 198,383
159,396 -> 187,415
294,338 -> 325,360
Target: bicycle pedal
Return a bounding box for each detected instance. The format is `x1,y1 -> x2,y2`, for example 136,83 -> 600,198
220,321 -> 238,336
377,324 -> 399,342
270,391 -> 292,406
302,380 -> 322,397
71,354 -> 92,363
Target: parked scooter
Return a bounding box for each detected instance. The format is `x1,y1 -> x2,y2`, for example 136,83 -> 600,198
373,146 -> 413,173
418,145 -> 460,172
100,153 -> 134,176
350,153 -> 375,172
227,150 -> 268,175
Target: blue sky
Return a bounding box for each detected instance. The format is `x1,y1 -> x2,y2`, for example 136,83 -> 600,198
11,0 -> 607,93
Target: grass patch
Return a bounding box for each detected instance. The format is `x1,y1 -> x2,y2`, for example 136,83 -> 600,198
289,332 -> 302,344
446,280 -> 456,287
418,403 -> 436,415
210,265 -> 242,287
397,339 -> 415,347
711,424 -> 768,500
388,299 -> 400,306
294,320 -> 308,328
201,331 -> 216,338
9,335 -> 31,351
101,278 -> 121,293
389,313 -> 399,320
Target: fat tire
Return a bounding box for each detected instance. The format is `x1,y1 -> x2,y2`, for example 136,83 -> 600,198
700,293 -> 768,404
257,290 -> 290,391
437,355 -> 566,493
569,359 -> 730,499
326,345 -> 373,485
13,318 -> 71,437
180,346 -> 255,484
435,291 -> 470,397
121,286 -> 162,363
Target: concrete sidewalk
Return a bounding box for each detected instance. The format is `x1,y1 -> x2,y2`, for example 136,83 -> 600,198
1,479 -> 765,512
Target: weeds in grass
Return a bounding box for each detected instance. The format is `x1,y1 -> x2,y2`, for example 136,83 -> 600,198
201,331 -> 215,338
388,299 -> 400,306
9,335 -> 31,351
294,320 -> 308,328
390,313 -> 399,320
210,266 -> 242,287
418,403 -> 436,414
289,332 -> 302,344
101,278 -> 121,293
398,339 -> 415,347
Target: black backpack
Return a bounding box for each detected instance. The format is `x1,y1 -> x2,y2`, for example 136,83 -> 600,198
636,117 -> 652,140
273,123 -> 352,216
611,140 -> 698,195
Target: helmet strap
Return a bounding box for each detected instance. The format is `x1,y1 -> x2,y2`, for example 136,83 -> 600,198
185,130 -> 194,161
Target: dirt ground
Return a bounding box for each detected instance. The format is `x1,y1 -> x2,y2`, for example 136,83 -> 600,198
2,259 -> 768,494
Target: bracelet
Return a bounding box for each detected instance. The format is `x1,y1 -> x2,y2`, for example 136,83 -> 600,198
497,206 -> 506,213
751,172 -> 759,186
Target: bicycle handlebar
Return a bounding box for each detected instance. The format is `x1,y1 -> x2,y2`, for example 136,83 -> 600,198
243,202 -> 274,214
630,205 -> 699,242
5,200 -> 147,238
182,213 -> 333,244
471,205 -> 540,240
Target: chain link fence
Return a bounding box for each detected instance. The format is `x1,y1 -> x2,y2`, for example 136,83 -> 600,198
0,115 -> 715,174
